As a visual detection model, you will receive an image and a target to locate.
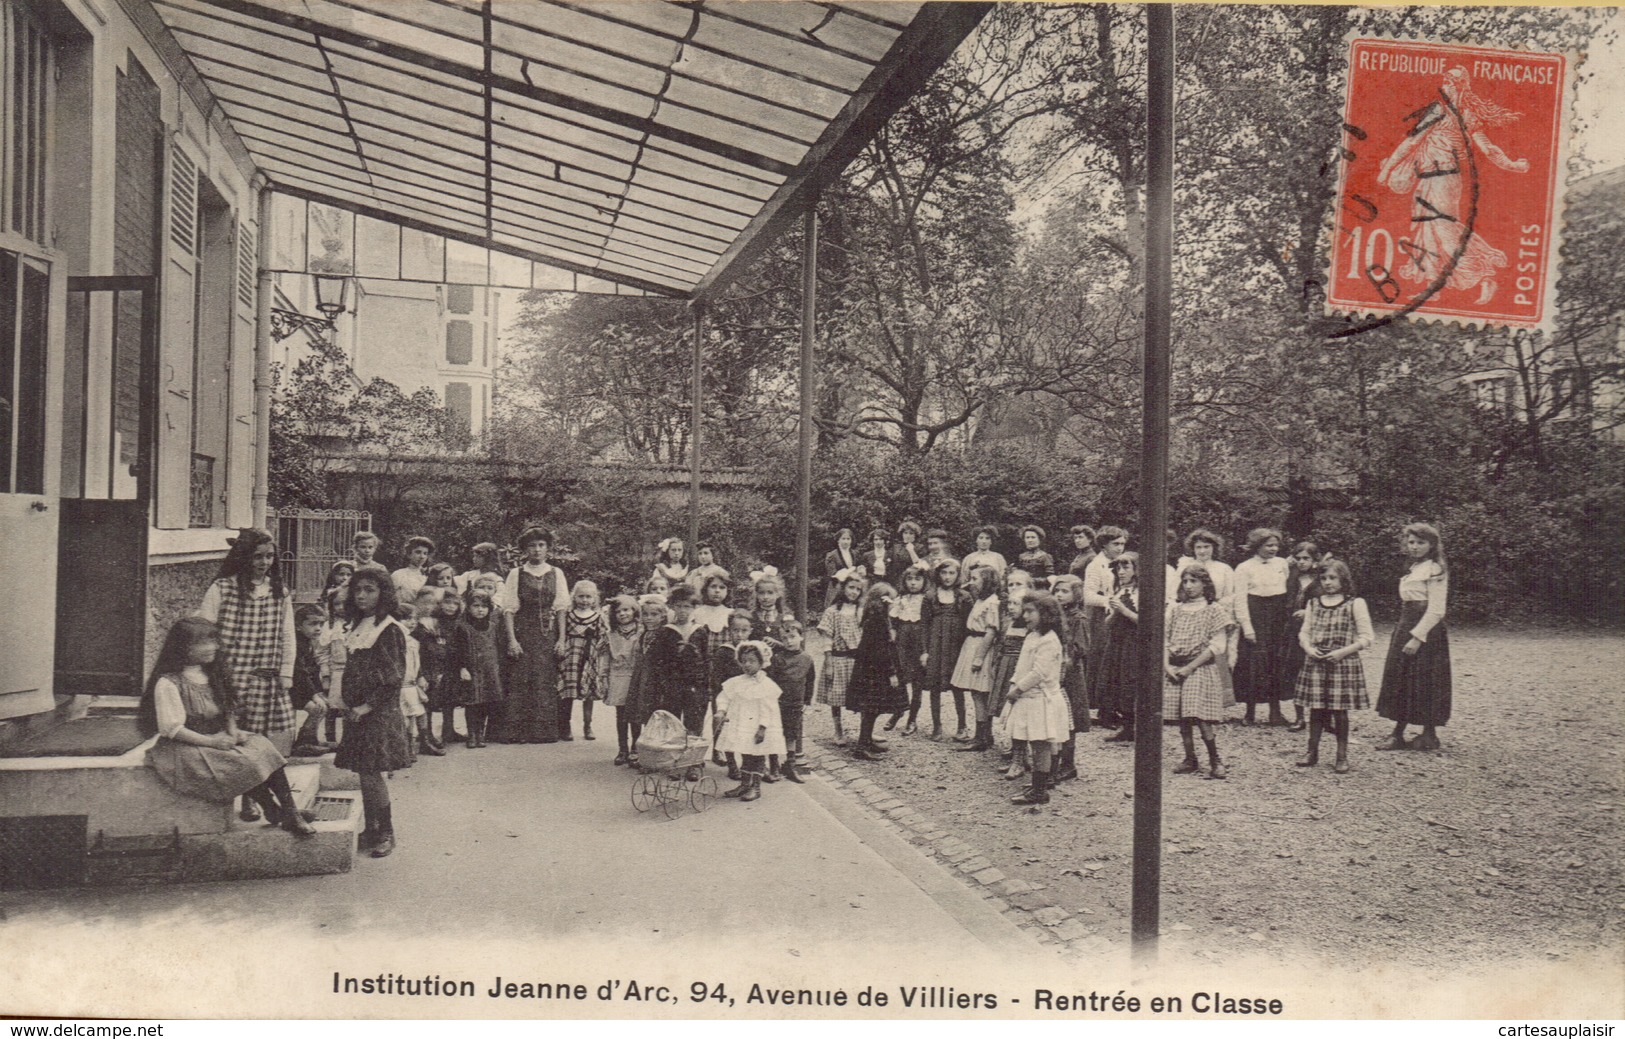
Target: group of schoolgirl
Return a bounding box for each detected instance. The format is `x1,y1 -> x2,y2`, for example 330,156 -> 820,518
813,522 -> 1082,805
635,537 -> 818,803
140,527 -> 413,862
810,518 -> 1450,797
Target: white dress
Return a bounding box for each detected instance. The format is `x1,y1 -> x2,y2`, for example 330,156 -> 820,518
714,672 -> 787,757
1002,630 -> 1072,744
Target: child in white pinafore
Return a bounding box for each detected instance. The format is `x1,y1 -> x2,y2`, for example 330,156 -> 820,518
714,641 -> 786,803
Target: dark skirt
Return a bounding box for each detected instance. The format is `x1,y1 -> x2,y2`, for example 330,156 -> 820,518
1234,593 -> 1292,704
333,698 -> 414,774
895,620 -> 925,689
1377,602 -> 1452,726
921,613 -> 965,690
492,616 -> 559,743
1093,616 -> 1140,720
1062,658 -> 1091,732
987,631 -> 1025,715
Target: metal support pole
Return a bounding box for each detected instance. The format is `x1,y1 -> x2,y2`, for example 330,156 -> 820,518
1133,2 -> 1175,963
796,204 -> 818,623
252,183 -> 274,529
688,303 -> 705,556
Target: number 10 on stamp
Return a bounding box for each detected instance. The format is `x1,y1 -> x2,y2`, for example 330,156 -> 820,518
1327,38 -> 1572,332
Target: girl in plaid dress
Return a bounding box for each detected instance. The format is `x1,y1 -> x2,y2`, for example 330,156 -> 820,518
557,581 -> 608,741
1295,559 -> 1374,773
816,570 -> 865,746
1165,565 -> 1234,780
197,528 -> 297,822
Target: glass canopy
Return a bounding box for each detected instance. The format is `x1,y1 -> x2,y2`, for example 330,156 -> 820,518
151,0 -> 988,298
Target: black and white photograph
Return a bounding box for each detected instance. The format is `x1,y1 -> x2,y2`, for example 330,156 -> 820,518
0,0 -> 1621,1023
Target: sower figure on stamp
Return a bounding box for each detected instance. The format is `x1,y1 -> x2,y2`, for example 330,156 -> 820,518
1379,67 -> 1529,306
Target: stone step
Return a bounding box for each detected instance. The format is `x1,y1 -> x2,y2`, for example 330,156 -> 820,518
157,791 -> 361,885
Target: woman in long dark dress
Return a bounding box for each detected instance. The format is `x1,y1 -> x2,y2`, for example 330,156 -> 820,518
847,582 -> 907,761
493,527 -> 568,744
1232,527 -> 1292,726
1376,523 -> 1453,751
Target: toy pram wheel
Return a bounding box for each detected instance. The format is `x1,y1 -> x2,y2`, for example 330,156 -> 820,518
631,773 -> 660,813
660,779 -> 688,820
689,775 -> 718,813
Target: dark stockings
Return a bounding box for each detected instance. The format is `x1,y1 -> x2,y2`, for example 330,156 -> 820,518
858,712 -> 877,748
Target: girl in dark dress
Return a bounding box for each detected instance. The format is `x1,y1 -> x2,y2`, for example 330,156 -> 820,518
493,527 -> 568,744
1376,523 -> 1453,752
1050,574 -> 1089,782
918,558 -> 969,740
334,566 -> 413,858
767,619 -> 815,782
885,563 -> 928,734
1098,553 -> 1142,743
623,594 -> 671,769
448,590 -> 505,748
1281,540 -> 1325,732
847,583 -> 906,761
643,584 -> 712,739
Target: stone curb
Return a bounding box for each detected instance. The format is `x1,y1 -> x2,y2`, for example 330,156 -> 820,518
803,743 -> 1101,952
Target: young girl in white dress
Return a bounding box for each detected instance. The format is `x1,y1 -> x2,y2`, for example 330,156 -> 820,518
1004,593 -> 1071,806
715,641 -> 787,802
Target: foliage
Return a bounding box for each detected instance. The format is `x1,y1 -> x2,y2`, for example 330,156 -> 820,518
269,337 -> 469,510
280,5 -> 1623,624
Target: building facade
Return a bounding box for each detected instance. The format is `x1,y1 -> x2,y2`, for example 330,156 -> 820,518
1,0 -> 262,730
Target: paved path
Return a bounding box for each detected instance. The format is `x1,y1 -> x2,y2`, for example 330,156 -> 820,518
2,712 -> 1034,953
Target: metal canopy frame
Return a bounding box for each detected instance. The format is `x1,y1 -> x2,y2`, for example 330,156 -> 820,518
151,0 -> 990,300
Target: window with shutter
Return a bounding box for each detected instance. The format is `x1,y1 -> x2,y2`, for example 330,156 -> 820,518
237,223 -> 256,309
168,148 -> 197,257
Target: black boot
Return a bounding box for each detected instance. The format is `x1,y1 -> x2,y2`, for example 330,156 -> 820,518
1204,737 -> 1227,780
1012,769 -> 1050,805
1053,740 -> 1078,782
780,755 -> 804,784
739,773 -> 762,802
370,805 -> 395,857
954,718 -> 990,751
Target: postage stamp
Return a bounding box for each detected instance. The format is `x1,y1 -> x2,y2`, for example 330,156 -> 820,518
1326,38 -> 1572,333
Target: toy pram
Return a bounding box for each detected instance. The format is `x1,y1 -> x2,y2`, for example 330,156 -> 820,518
630,710 -> 719,819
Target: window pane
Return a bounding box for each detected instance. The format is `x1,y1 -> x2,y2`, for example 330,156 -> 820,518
445,382 -> 471,436
0,253 -> 16,491
15,260 -> 49,494
446,284 -> 473,315
445,320 -> 473,365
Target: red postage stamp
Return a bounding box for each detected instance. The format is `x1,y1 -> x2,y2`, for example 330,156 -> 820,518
1327,38 -> 1572,333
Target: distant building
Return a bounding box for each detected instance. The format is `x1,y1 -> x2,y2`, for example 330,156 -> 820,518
334,281 -> 511,443
1459,166 -> 1625,439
